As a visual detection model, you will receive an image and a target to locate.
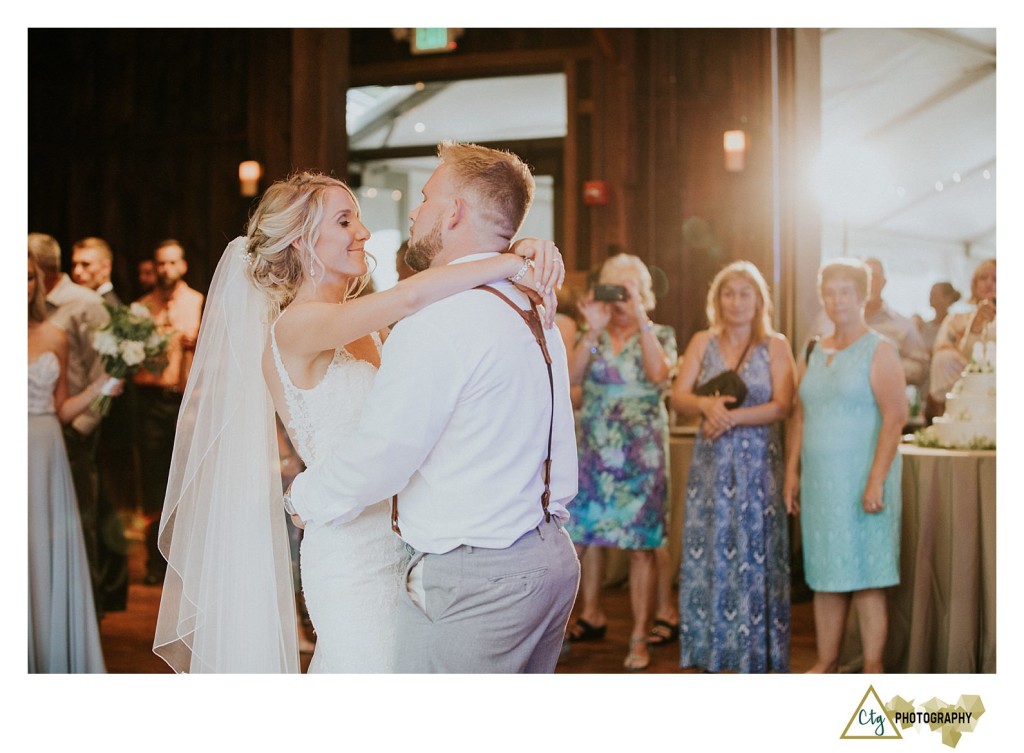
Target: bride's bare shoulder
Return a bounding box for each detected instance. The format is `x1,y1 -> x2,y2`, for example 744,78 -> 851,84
272,300 -> 335,345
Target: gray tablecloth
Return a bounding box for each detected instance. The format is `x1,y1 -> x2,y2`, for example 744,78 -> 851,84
842,444 -> 996,673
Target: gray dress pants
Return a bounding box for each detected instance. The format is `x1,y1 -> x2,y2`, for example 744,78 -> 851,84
395,517 -> 580,673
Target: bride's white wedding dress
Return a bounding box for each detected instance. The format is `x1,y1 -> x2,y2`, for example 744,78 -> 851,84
270,319 -> 407,673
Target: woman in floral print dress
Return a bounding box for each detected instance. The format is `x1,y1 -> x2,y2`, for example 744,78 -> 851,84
565,254 -> 676,671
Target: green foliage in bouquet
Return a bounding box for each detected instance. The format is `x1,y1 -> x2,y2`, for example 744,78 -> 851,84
90,302 -> 170,415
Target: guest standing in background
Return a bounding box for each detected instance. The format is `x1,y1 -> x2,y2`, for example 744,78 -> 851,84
784,259 -> 906,674
72,237 -> 120,307
919,282 -> 961,352
918,281 -> 961,423
276,419 -> 315,655
137,258 -> 157,298
928,258 -> 995,419
70,236 -> 132,613
862,258 -> 929,391
671,261 -> 794,673
566,254 -> 676,671
31,232 -> 111,617
134,240 -> 204,586
28,247 -> 122,672
555,284 -> 584,410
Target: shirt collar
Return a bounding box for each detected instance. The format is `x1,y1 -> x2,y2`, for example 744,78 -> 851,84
447,252 -> 501,266
45,274 -> 72,303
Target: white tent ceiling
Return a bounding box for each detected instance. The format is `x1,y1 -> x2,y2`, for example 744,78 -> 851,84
819,28 -> 996,256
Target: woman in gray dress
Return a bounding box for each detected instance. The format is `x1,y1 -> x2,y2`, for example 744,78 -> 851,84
27,246 -> 121,672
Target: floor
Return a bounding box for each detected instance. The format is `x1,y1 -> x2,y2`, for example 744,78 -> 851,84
102,513 -> 818,674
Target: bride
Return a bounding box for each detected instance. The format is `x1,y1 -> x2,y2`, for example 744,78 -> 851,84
153,171 -> 563,673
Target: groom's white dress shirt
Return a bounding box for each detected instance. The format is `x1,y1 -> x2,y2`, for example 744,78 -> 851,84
289,253 -> 578,554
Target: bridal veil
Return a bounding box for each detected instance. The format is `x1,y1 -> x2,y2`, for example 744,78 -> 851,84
153,237 -> 299,672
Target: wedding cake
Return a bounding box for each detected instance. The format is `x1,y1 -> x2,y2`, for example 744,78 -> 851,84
929,341 -> 996,449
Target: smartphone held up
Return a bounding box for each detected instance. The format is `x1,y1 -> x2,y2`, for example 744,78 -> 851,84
593,283 -> 628,302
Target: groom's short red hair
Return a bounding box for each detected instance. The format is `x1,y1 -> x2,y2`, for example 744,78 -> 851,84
438,141 -> 534,241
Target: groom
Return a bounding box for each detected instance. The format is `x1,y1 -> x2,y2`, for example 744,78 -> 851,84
288,141 -> 580,673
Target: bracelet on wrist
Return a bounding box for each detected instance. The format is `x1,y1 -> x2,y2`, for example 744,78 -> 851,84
507,257 -> 535,284
282,488 -> 297,516
641,320 -> 654,334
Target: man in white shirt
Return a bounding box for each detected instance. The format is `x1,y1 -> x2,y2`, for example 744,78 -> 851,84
289,142 -> 580,672
72,236 -> 121,307
71,236 -> 131,612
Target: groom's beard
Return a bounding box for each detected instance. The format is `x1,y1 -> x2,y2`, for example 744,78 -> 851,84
404,217 -> 444,272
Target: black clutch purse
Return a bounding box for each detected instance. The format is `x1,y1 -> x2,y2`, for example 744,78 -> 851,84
693,337 -> 753,410
694,370 -> 747,408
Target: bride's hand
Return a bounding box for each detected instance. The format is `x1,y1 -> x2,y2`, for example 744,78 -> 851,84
510,238 -> 565,294
290,513 -> 305,530
512,260 -> 558,328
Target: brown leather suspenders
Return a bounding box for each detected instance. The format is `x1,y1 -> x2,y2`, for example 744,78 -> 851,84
390,285 -> 555,537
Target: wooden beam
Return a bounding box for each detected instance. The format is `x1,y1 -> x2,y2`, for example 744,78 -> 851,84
351,47 -> 590,87
349,137 -> 564,165
291,30 -> 349,174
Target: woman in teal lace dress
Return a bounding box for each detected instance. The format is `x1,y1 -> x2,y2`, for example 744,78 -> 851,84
671,261 -> 795,672
784,259 -> 907,673
566,254 -> 676,671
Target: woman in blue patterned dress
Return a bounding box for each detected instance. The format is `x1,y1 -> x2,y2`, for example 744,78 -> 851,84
671,261 -> 795,672
784,259 -> 906,673
566,254 -> 676,671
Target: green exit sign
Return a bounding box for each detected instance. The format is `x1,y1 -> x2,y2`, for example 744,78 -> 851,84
412,28 -> 454,55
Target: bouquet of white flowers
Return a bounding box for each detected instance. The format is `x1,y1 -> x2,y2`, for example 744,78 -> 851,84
91,302 -> 170,416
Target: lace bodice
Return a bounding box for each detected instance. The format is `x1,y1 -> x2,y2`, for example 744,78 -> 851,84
28,352 -> 60,415
270,317 -> 381,466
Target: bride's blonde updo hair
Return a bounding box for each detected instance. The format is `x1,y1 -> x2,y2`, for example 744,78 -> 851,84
244,171 -> 368,308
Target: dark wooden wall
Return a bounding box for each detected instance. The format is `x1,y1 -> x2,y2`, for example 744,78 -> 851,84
33,30 -> 254,297
631,28 -> 780,346
28,28 -> 817,344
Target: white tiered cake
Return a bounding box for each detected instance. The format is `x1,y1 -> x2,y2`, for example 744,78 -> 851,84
930,341 -> 996,449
